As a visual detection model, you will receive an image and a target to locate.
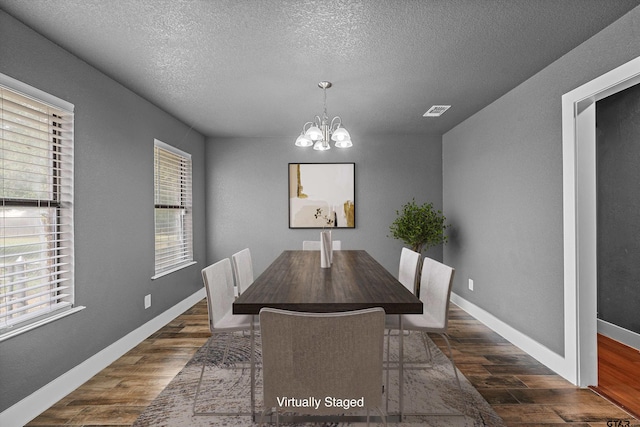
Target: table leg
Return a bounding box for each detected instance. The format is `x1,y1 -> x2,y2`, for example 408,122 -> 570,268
399,314 -> 404,422
250,315 -> 255,422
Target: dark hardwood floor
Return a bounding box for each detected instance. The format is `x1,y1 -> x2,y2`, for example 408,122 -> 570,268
592,334 -> 640,420
439,308 -> 638,426
27,300 -> 639,426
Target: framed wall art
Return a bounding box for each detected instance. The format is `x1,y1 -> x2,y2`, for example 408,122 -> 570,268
288,163 -> 355,228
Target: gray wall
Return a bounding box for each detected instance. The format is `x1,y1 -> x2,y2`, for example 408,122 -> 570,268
597,82 -> 640,335
0,10 -> 206,411
205,134 -> 443,277
5,0 -> 639,414
443,6 -> 640,355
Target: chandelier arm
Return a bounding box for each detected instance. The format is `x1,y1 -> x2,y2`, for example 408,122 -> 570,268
302,121 -> 315,133
329,116 -> 342,131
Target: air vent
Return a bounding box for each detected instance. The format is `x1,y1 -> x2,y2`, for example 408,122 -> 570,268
423,105 -> 451,117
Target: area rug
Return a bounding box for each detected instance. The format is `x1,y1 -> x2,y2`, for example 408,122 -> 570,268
133,331 -> 505,426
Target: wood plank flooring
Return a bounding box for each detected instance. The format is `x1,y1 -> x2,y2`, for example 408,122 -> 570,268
438,308 -> 638,426
592,334 -> 640,419
26,300 -> 639,426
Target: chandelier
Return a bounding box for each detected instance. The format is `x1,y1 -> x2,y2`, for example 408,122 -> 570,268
295,81 -> 352,150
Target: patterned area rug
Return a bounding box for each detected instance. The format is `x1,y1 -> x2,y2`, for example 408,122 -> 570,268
133,331 -> 505,426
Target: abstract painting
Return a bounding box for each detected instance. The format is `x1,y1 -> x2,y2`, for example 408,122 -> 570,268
289,163 -> 355,228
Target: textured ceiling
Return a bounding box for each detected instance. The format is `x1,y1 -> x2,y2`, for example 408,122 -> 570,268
1,0 -> 639,138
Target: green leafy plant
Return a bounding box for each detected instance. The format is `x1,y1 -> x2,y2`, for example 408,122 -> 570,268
389,199 -> 449,253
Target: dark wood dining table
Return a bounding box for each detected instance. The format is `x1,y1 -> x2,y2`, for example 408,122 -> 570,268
233,249 -> 423,422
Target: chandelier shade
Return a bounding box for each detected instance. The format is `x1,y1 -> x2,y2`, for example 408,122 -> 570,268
331,126 -> 350,141
334,139 -> 353,148
306,125 -> 323,141
295,81 -> 352,150
313,140 -> 331,151
295,133 -> 313,147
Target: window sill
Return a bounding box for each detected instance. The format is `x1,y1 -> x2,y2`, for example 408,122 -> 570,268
0,305 -> 86,343
151,261 -> 197,280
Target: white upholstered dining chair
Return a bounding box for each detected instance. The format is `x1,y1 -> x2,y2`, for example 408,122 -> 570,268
259,307 -> 387,426
398,247 -> 421,294
385,247 -> 422,337
193,258 -> 258,416
302,240 -> 341,250
386,257 -> 461,389
231,248 -> 253,297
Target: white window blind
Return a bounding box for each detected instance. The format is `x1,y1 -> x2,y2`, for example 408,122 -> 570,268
153,139 -> 193,277
1,76 -> 75,333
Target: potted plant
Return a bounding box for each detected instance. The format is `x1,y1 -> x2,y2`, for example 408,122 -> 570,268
389,199 -> 450,295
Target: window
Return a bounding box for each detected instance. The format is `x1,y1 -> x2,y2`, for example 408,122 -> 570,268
1,74 -> 76,337
153,139 -> 194,278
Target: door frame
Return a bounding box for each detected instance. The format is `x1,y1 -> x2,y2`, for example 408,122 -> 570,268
562,55 -> 640,386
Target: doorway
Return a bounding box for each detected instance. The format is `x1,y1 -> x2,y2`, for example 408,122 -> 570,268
562,55 -> 640,387
591,82 -> 640,418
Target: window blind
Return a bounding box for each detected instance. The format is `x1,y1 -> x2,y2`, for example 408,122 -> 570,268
154,140 -> 193,276
1,79 -> 75,331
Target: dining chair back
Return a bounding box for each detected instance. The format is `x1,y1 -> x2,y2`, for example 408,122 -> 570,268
202,258 -> 236,332
302,240 -> 342,250
384,256 -> 460,395
231,248 -> 253,297
195,258 -> 257,416
259,307 -> 387,425
398,247 -> 421,294
419,256 -> 455,332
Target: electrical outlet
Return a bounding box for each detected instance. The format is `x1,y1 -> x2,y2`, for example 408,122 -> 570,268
468,279 -> 474,291
144,294 -> 151,309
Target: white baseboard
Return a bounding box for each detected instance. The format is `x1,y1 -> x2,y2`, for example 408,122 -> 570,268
598,318 -> 640,351
0,288 -> 206,427
450,292 -> 573,383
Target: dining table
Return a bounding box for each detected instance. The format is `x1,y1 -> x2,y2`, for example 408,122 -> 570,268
232,249 -> 423,423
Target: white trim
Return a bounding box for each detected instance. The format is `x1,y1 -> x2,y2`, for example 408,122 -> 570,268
1,74 -> 76,337
450,293 -> 572,380
0,72 -> 74,112
0,306 -> 85,343
151,261 -> 198,280
153,140 -> 194,277
562,55 -> 640,387
154,138 -> 191,159
598,319 -> 640,351
0,288 -> 205,427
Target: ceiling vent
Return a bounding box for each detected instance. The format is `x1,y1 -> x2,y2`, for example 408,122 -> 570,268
423,105 -> 451,117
